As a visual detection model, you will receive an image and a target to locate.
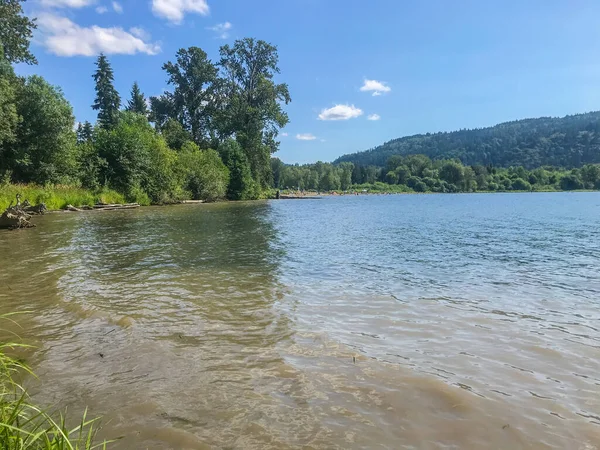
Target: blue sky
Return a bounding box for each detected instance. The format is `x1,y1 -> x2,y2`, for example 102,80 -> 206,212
16,0 -> 600,163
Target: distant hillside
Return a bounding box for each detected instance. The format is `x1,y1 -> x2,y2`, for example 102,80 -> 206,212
334,112 -> 600,169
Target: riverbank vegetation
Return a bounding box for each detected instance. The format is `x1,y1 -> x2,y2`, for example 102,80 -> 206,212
0,321 -> 106,448
0,1 -> 290,206
272,155 -> 600,193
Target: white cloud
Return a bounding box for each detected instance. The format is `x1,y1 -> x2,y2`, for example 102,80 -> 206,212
367,114 -> 381,121
296,133 -> 317,141
318,104 -> 363,121
112,1 -> 122,12
360,79 -> 391,96
281,132 -> 288,137
38,13 -> 161,56
320,139 -> 326,142
152,0 -> 209,24
207,22 -> 232,39
41,0 -> 95,8
129,27 -> 150,40
95,5 -> 107,13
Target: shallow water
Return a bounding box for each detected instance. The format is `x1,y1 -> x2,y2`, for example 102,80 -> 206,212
0,193 -> 599,449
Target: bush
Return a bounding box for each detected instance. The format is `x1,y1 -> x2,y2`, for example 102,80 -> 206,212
176,143 -> 229,201
95,112 -> 180,203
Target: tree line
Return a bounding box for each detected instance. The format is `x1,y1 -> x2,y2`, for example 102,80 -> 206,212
275,155 -> 600,193
335,112 -> 600,169
0,0 -> 290,204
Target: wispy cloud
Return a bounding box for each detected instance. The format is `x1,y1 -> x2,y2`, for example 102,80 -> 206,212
296,133 -> 317,141
281,132 -> 288,137
367,114 -> 381,121
37,13 -> 161,56
360,79 -> 391,96
207,22 -> 232,39
112,1 -> 122,13
95,5 -> 107,13
40,0 -> 95,8
152,0 -> 209,24
318,104 -> 363,121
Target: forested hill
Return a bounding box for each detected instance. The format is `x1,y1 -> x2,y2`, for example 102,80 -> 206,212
334,112 -> 600,169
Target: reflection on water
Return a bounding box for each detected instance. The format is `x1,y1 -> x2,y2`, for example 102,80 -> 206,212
0,193 -> 599,449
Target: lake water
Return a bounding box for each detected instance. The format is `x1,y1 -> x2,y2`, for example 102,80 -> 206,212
1,193 -> 599,449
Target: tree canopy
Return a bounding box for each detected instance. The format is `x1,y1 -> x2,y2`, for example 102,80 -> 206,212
335,112 -> 600,169
0,0 -> 36,65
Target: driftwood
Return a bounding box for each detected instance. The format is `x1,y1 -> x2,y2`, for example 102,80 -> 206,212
0,197 -> 47,229
93,203 -> 140,211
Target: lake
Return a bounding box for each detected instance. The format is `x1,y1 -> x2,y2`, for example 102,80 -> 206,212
1,193 -> 599,449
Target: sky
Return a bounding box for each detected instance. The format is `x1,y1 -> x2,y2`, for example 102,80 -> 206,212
16,0 -> 600,164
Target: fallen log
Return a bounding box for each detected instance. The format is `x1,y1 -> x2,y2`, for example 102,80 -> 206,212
93,203 -> 140,209
95,204 -> 140,211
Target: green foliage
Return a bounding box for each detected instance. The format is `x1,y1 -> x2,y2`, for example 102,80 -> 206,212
219,139 -> 256,200
218,38 -> 291,188
0,0 -> 37,64
125,81 -> 148,116
274,153 -> 600,194
511,178 -> 531,191
94,111 -> 179,203
559,172 -> 584,191
175,142 -> 229,201
335,112 -> 600,169
0,56 -> 19,154
159,47 -> 219,148
160,118 -> 191,151
9,76 -> 77,184
92,54 -> 120,129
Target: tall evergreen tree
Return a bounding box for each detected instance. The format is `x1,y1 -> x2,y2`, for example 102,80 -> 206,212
76,120 -> 93,143
125,81 -> 148,116
92,54 -> 120,129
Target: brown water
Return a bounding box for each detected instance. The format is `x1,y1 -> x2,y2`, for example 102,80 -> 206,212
1,193 -> 600,449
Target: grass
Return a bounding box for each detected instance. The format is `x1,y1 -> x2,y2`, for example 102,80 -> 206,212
0,315 -> 109,449
0,185 -> 125,211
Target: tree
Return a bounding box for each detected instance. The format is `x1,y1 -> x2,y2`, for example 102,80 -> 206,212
0,49 -> 19,158
92,54 -> 120,129
218,38 -> 291,189
511,178 -> 531,191
125,81 -> 148,116
149,93 -> 176,130
10,75 -> 77,184
0,0 -> 37,65
76,121 -> 93,144
559,173 -> 584,191
161,118 -> 192,150
161,47 -> 219,147
219,139 -> 255,200
439,161 -> 464,185
339,162 -> 354,190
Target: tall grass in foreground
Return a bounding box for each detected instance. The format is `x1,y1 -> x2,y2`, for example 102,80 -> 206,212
0,184 -> 125,211
0,316 -> 109,449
